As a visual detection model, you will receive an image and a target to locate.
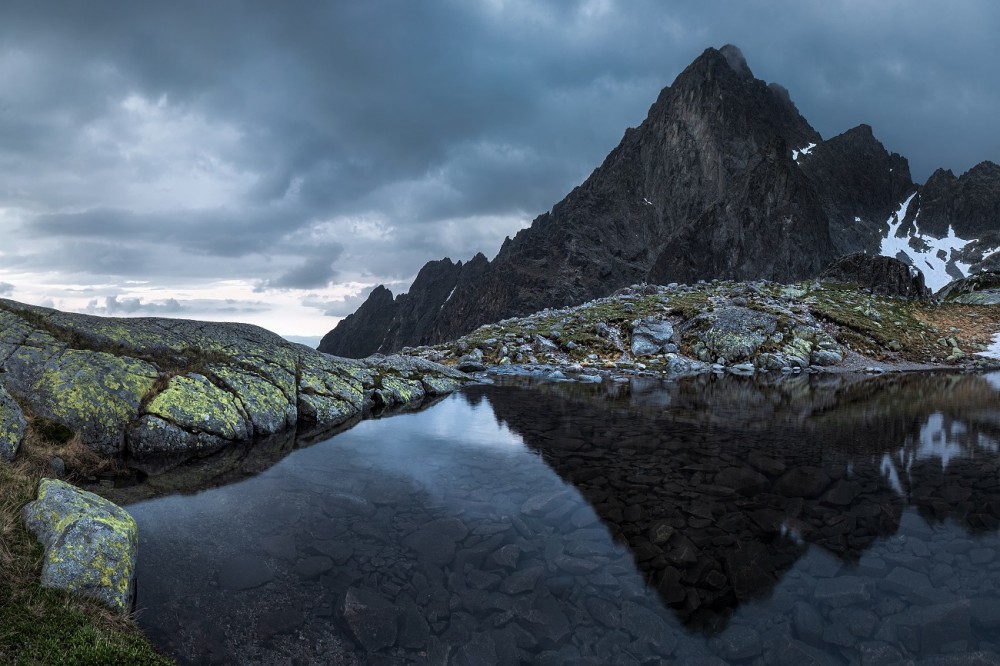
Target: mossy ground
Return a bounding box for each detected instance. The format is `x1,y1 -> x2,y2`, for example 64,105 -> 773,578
0,418 -> 170,665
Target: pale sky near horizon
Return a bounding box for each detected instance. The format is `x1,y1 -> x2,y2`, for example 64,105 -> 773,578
2,1 -> 998,344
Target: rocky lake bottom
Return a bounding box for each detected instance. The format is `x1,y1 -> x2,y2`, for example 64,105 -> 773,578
125,371 -> 1000,665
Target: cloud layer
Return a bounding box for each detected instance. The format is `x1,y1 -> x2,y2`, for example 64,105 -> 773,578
1,0 -> 997,336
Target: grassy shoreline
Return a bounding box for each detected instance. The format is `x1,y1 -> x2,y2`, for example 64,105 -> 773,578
0,416 -> 171,665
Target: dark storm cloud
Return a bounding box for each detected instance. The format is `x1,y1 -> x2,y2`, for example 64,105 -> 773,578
259,246 -> 345,291
0,282 -> 14,296
2,0 -> 998,320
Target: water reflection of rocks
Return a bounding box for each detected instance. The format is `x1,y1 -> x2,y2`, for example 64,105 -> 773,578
477,372 -> 1000,632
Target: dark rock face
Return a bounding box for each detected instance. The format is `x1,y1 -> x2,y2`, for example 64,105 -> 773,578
796,124 -> 913,256
821,253 -> 931,300
319,255 -> 488,357
320,45 -> 996,358
916,162 -> 1000,239
318,285 -> 396,359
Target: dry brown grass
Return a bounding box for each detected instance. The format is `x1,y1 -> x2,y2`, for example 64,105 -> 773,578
913,302 -> 1000,353
15,412 -> 124,481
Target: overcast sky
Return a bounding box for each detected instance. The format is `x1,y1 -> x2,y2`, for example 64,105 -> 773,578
2,1 -> 998,343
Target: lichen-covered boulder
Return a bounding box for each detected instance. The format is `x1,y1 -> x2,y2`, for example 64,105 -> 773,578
129,373 -> 251,461
363,354 -> 470,406
682,307 -> 779,363
210,365 -> 296,436
1,384 -> 27,462
21,478 -> 138,613
420,374 -> 464,396
144,373 -> 250,440
374,376 -> 426,408
0,297 -> 473,468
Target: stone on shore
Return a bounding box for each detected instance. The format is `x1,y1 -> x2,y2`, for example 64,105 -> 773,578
21,478 -> 138,613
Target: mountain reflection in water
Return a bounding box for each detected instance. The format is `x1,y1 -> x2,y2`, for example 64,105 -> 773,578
477,372 -> 1000,633
127,371 -> 1000,665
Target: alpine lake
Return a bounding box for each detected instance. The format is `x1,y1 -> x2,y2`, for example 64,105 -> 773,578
119,370 -> 1000,665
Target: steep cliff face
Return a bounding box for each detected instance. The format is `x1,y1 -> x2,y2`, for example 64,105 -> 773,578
917,161 -> 1000,239
319,45 -> 999,357
796,124 -> 914,256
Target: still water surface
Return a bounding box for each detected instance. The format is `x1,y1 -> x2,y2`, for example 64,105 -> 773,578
127,372 -> 1000,664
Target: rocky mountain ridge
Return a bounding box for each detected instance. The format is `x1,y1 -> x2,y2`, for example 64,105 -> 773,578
321,45 -> 1000,358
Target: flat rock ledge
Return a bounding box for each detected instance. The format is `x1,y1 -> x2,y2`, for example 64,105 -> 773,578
21,478 -> 138,613
0,298 -> 472,471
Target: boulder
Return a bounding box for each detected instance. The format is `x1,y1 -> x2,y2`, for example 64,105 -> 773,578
12,349 -> 158,456
0,385 -> 27,462
820,252 -> 931,300
631,318 -> 675,357
682,307 -> 779,363
21,478 -> 138,613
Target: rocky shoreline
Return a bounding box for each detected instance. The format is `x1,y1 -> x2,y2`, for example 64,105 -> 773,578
399,272 -> 1000,383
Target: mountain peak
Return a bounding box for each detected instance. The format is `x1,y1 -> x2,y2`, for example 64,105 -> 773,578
681,45 -> 754,83
718,44 -> 752,77
319,45 -> 999,358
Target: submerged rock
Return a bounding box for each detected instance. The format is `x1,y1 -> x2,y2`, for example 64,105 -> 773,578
0,384 -> 26,462
21,478 -> 138,613
342,586 -> 401,652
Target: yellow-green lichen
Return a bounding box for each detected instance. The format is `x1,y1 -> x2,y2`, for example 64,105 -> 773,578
375,375 -> 425,407
28,350 -> 157,453
209,365 -> 294,435
144,373 -> 248,440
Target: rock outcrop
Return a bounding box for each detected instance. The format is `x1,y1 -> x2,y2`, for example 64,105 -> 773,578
0,384 -> 26,462
0,298 -> 471,471
21,478 -> 138,613
938,271 -> 1000,305
321,46 -> 1000,358
821,253 -> 931,300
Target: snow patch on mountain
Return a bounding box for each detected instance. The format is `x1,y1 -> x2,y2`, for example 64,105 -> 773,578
792,143 -> 816,161
440,286 -> 457,310
979,334 -> 1000,362
879,193 -> 975,292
